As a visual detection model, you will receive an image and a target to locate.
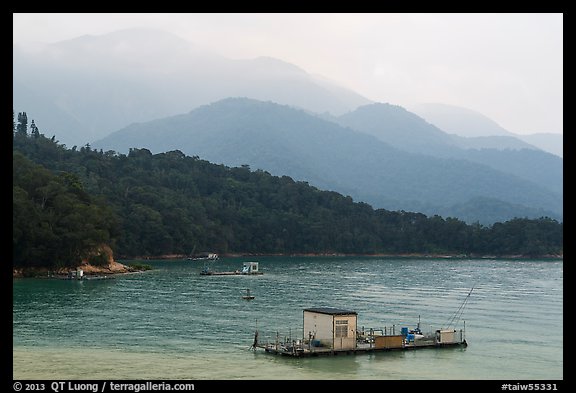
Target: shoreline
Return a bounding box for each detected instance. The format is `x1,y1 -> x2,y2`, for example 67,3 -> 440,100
12,260 -> 151,279
13,253 -> 563,278
117,252 -> 564,261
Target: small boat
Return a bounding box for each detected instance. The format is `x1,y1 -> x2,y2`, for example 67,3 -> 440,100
409,327 -> 425,340
242,288 -> 255,300
409,316 -> 426,340
186,246 -> 219,261
191,253 -> 219,261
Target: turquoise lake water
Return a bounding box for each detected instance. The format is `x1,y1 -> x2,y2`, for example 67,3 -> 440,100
12,257 -> 563,380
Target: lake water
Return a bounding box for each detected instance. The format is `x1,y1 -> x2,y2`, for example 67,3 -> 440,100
13,257 -> 563,380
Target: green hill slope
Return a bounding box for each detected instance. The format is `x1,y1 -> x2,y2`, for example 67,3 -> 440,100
93,98 -> 562,224
13,126 -> 563,261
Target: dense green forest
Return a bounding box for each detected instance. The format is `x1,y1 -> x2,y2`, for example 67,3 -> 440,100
12,113 -> 563,268
93,97 -> 562,225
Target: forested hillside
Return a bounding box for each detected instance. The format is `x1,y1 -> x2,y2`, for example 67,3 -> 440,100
93,98 -> 562,224
13,114 -> 563,268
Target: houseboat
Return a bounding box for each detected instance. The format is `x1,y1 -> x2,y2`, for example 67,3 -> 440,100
251,307 -> 467,357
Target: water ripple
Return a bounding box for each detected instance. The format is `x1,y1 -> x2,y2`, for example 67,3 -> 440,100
13,257 -> 562,380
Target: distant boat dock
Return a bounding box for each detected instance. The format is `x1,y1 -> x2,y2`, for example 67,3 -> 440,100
200,261 -> 263,276
251,307 -> 467,357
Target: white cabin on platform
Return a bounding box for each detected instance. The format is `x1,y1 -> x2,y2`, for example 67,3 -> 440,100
303,307 -> 358,350
242,262 -> 259,274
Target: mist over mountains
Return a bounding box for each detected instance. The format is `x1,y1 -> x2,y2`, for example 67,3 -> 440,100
409,103 -> 563,157
13,28 -> 371,147
334,103 -> 562,195
14,28 -> 563,225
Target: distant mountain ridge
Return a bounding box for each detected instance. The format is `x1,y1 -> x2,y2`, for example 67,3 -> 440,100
514,133 -> 563,158
409,102 -> 563,157
337,103 -> 458,154
14,28 -> 562,225
13,28 -> 372,147
409,103 -> 516,137
336,103 -> 562,195
93,97 -> 562,225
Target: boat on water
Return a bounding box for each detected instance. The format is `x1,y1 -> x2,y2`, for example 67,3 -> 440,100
188,252 -> 219,261
406,316 -> 425,340
186,246 -> 219,261
251,288 -> 473,357
251,307 -> 467,357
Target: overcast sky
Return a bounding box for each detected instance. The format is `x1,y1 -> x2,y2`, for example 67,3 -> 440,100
13,13 -> 563,135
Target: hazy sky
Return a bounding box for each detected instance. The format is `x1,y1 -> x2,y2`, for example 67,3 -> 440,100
13,13 -> 563,135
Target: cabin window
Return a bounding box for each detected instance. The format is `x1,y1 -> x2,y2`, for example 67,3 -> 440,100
335,320 -> 348,338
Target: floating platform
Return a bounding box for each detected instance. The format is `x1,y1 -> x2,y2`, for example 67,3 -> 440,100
250,307 -> 468,358
201,261 -> 263,276
254,336 -> 467,357
200,270 -> 263,276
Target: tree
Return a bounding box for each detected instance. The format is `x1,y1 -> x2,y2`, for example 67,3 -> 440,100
16,112 -> 28,136
30,120 -> 40,138
12,116 -> 564,260
13,151 -> 118,268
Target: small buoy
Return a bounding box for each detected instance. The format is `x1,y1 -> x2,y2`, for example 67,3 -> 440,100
242,289 -> 255,300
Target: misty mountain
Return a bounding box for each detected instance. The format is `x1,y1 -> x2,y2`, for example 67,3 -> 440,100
409,102 -> 517,137
514,133 -> 563,158
337,103 -> 538,153
336,102 -> 459,154
13,28 -> 371,147
409,102 -> 563,157
448,134 -> 540,151
93,97 -> 562,224
336,103 -> 562,195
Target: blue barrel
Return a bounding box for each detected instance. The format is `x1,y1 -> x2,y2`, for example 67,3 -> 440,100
407,333 -> 415,341
401,327 -> 409,336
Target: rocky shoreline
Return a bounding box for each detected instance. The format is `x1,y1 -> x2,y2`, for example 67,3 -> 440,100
12,244 -> 154,278
12,260 -> 143,278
